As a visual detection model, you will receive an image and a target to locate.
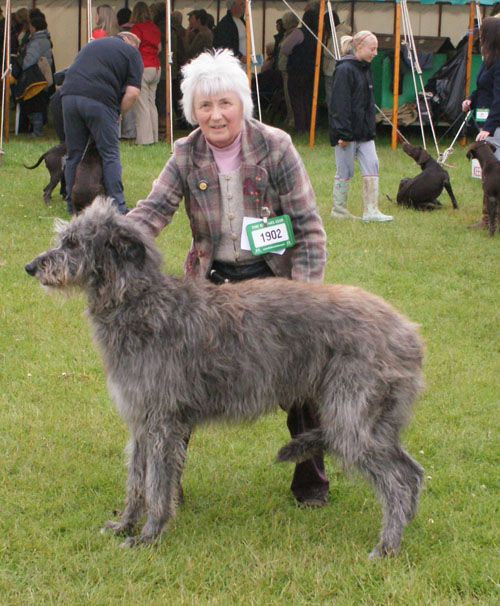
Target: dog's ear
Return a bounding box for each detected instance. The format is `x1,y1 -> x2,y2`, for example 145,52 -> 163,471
465,145 -> 474,160
108,227 -> 146,269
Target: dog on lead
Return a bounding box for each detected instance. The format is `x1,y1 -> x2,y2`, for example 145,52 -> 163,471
24,141 -> 105,213
466,140 -> 500,236
396,142 -> 459,211
24,143 -> 67,205
25,198 -> 425,558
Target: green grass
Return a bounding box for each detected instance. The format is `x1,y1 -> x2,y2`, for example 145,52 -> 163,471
1,128 -> 499,605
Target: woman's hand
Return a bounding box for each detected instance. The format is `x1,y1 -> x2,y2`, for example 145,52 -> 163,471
338,139 -> 349,148
476,129 -> 491,141
462,99 -> 472,113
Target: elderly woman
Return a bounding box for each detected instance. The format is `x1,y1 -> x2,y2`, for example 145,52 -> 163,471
128,49 -> 329,507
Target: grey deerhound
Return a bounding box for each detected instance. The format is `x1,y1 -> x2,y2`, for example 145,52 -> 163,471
25,198 -> 424,558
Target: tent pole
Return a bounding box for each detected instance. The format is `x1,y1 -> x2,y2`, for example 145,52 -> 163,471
462,1 -> 475,148
391,0 -> 401,151
165,0 -> 173,146
245,0 -> 251,84
309,0 -> 325,148
1,0 -> 12,151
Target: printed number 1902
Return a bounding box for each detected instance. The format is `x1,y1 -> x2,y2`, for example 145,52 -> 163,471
260,228 -> 282,243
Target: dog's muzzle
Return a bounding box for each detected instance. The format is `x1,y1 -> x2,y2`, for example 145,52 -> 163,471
25,260 -> 38,276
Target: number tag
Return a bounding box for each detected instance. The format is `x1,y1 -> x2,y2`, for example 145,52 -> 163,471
476,108 -> 489,122
246,215 -> 295,256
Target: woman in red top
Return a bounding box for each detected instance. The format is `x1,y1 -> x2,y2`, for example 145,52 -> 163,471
130,2 -> 161,144
92,4 -> 119,39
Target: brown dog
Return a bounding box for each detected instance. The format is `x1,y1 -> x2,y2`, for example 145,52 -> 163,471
24,143 -> 67,204
397,142 -> 458,210
466,141 -> 500,236
25,141 -> 105,214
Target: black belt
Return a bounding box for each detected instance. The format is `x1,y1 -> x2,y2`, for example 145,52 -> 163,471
209,260 -> 274,284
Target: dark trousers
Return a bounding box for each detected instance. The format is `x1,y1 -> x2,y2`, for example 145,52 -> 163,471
209,260 -> 329,502
288,72 -> 314,134
62,95 -> 126,212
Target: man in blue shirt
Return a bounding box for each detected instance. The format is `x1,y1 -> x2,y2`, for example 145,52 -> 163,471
60,32 -> 143,213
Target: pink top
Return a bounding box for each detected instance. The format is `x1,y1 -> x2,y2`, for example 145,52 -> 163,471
207,131 -> 242,173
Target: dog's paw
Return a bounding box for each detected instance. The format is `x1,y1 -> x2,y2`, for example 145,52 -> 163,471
119,534 -> 155,548
100,520 -> 134,537
368,542 -> 398,560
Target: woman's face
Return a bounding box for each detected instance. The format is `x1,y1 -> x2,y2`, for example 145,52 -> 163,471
355,36 -> 378,63
193,90 -> 244,148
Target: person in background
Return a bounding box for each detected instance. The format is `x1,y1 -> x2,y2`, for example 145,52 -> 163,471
185,9 -> 214,60
117,7 -> 136,140
329,31 -> 393,222
277,11 -> 299,128
60,31 -> 142,214
462,16 -> 500,230
272,18 -> 284,70
92,4 -> 119,39
130,2 -> 161,145
280,8 -> 318,134
322,10 -> 351,110
213,0 -> 246,63
117,7 -> 133,31
21,13 -> 53,137
128,49 -> 330,508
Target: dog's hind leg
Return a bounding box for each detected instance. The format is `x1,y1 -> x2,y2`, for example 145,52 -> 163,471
102,435 -> 147,537
122,420 -> 189,547
359,445 -> 423,559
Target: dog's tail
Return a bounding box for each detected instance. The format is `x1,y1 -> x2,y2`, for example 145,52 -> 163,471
24,153 -> 46,170
275,428 -> 325,463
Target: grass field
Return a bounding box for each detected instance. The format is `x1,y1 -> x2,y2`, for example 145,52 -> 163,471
1,127 -> 499,605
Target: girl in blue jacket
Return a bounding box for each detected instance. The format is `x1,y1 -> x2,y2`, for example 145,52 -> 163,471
328,31 -> 392,222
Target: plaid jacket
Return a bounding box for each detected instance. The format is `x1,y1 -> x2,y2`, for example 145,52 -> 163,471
128,119 -> 327,281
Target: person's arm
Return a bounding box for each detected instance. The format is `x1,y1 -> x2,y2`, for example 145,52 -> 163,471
126,150 -> 185,237
274,135 -> 327,283
22,40 -> 40,69
120,85 -> 140,114
279,29 -> 303,57
328,65 -> 354,144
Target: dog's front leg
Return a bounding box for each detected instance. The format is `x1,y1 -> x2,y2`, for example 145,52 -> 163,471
443,180 -> 459,209
121,420 -> 189,547
102,435 -> 146,537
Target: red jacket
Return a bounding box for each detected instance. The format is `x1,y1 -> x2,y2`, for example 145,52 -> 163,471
130,21 -> 161,68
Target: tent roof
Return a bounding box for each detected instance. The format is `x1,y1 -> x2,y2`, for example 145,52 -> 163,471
373,0 -> 496,4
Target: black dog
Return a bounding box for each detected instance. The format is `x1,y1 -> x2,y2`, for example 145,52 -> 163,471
466,141 -> 500,236
24,143 -> 67,204
396,142 -> 459,211
24,141 -> 105,214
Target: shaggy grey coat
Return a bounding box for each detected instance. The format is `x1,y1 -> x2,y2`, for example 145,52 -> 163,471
25,198 -> 424,558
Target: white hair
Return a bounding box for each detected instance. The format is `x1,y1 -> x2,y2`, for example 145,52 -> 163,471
180,49 -> 254,126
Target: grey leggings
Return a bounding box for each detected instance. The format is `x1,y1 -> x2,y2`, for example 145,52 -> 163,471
334,140 -> 379,179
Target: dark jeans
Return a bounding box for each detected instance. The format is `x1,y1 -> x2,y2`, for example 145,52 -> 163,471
288,72 -> 314,134
209,260 -> 329,502
62,95 -> 126,212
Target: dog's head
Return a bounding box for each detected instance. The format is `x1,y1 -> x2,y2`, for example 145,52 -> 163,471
402,142 -> 432,165
465,140 -> 496,160
25,197 -> 162,294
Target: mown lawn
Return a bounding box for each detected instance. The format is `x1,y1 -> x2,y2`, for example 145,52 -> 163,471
0,127 -> 499,605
